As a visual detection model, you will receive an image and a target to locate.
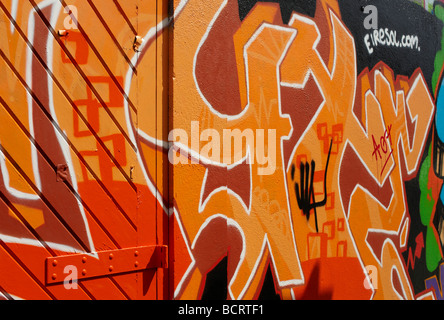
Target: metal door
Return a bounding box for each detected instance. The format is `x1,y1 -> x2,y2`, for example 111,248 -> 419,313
0,0 -> 168,300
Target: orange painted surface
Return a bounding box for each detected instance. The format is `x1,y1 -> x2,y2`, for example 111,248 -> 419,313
0,0 -> 168,300
1,0 -> 444,300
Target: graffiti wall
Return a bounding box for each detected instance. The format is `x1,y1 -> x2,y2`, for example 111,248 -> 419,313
1,0 -> 444,300
169,0 -> 444,300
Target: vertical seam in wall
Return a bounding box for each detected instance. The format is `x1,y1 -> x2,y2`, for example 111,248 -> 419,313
155,0 -> 160,300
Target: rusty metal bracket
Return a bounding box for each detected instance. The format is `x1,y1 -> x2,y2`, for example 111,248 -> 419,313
46,245 -> 167,285
56,164 -> 69,182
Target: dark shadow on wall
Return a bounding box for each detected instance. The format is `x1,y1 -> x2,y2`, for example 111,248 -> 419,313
201,257 -> 282,300
201,256 -> 228,300
238,0 -> 316,24
257,265 -> 281,300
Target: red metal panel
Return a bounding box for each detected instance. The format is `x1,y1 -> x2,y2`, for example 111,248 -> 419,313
46,246 -> 167,285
